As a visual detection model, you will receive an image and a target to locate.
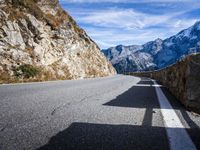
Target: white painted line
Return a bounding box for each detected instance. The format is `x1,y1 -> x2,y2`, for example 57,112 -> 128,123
134,84 -> 163,87
153,80 -> 196,150
140,80 -> 156,81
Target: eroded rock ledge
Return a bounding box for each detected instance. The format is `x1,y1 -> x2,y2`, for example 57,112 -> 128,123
0,0 -> 116,83
131,53 -> 200,113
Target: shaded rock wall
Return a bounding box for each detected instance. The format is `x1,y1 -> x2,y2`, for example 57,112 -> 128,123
131,53 -> 200,113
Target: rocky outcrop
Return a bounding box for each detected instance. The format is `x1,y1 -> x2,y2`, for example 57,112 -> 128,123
131,53 -> 200,113
0,0 -> 116,83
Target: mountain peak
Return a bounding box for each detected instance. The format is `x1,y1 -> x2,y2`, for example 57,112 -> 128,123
194,20 -> 200,25
115,45 -> 124,51
193,20 -> 200,30
155,38 -> 163,43
102,21 -> 200,73
116,44 -> 123,48
155,38 -> 162,41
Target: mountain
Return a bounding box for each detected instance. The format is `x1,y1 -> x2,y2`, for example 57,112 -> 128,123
102,21 -> 200,73
0,0 -> 116,83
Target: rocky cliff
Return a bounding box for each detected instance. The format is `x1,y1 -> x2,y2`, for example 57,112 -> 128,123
131,53 -> 200,113
0,0 -> 116,83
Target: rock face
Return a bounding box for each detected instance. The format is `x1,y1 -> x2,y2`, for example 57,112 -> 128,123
131,53 -> 200,113
0,0 -> 116,83
103,21 -> 200,73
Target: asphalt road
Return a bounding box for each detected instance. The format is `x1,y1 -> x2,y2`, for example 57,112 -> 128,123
0,75 -> 200,150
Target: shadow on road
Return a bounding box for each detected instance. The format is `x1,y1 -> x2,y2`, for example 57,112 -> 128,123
37,122 -> 170,150
103,80 -> 159,108
103,79 -> 159,126
137,80 -> 154,85
37,78 -> 200,150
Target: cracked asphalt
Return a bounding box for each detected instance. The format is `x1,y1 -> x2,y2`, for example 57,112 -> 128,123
0,75 -> 200,150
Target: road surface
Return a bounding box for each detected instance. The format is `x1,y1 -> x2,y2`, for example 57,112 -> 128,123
0,75 -> 200,150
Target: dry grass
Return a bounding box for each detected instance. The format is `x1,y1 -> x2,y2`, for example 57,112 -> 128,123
12,0 -> 44,20
4,0 -> 87,39
50,61 -> 72,80
3,0 -> 43,21
25,47 -> 34,58
45,13 -> 60,29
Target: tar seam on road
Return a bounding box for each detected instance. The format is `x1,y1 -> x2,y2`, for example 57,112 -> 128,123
153,80 -> 196,150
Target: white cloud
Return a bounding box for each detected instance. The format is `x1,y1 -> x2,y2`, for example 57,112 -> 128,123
75,7 -> 197,31
76,8 -> 173,30
82,14 -> 196,48
60,1 -> 199,48
84,27 -> 169,48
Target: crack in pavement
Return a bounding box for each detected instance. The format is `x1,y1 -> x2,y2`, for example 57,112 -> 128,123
49,85 -> 124,116
51,102 -> 71,116
0,127 -> 6,132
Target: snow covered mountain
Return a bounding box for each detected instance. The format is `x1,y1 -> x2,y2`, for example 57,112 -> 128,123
102,21 -> 200,73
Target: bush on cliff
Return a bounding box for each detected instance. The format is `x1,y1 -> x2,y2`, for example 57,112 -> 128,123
14,64 -> 40,78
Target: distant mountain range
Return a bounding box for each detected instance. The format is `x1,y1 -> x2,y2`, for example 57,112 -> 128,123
102,21 -> 200,73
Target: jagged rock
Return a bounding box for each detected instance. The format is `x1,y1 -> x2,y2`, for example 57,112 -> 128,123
0,0 -> 116,83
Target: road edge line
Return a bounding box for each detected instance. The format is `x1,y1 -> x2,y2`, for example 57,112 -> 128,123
153,80 -> 196,150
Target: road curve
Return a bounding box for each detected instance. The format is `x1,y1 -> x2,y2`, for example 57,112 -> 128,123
0,75 -> 200,150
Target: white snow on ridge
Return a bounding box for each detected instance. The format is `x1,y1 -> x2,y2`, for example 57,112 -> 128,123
176,27 -> 192,38
103,21 -> 200,72
164,41 -> 174,47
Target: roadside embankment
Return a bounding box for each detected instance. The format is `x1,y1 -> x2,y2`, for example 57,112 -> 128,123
130,53 -> 200,113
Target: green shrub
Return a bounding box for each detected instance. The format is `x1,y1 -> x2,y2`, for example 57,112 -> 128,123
14,64 -> 40,78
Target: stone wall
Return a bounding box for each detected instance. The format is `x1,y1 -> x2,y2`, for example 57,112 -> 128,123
131,53 -> 200,113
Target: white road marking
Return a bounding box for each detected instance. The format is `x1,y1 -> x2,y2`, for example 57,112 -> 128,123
140,80 -> 156,81
153,80 -> 196,150
134,84 -> 163,87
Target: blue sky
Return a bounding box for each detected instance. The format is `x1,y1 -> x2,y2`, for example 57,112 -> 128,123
60,0 -> 200,49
